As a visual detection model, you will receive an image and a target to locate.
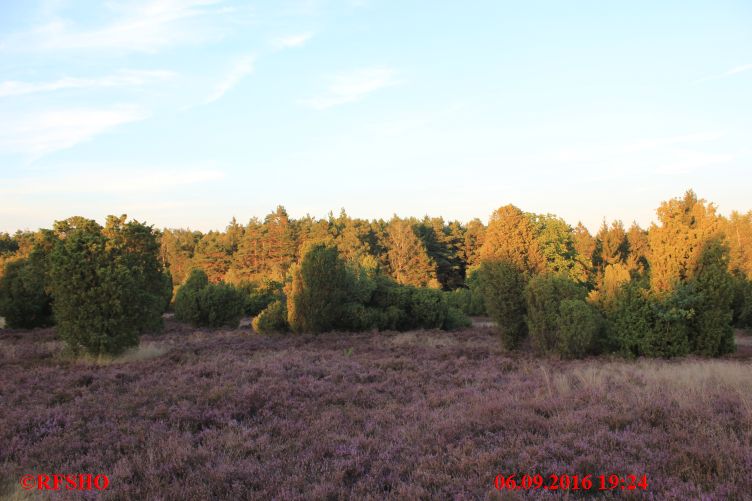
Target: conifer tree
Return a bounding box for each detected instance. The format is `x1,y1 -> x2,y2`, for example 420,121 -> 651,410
626,222 -> 649,275
160,228 -> 202,286
386,218 -> 439,288
464,218 -> 486,269
573,222 -> 596,283
528,213 -> 586,282
648,190 -> 723,293
192,231 -> 233,283
49,216 -> 168,355
725,211 -> 752,278
260,206 -> 298,281
286,243 -> 359,333
480,204 -> 545,275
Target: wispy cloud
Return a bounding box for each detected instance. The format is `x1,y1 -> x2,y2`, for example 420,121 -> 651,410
555,131 -> 724,163
272,32 -> 313,49
205,55 -> 255,103
655,149 -> 736,174
0,166 -> 225,195
2,0 -> 228,53
0,106 -> 149,158
302,66 -> 398,110
0,70 -> 175,98
695,63 -> 752,83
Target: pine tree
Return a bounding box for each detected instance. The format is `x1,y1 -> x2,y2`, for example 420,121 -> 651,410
192,231 -> 233,283
160,229 -> 202,286
260,206 -> 298,281
595,220 -> 629,268
480,204 -> 545,275
725,211 -> 752,279
528,213 -> 586,282
573,222 -> 596,280
648,190 -> 723,293
386,218 -> 439,288
626,222 -> 649,275
464,218 -> 486,269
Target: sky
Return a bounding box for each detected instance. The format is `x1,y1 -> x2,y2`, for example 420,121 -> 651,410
1,0 -> 751,234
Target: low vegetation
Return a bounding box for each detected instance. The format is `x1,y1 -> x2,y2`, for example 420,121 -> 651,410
1,321 -> 750,499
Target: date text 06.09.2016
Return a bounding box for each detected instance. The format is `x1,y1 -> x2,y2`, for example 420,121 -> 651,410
494,474 -> 648,492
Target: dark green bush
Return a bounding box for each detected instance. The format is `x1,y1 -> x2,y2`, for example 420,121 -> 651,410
686,240 -> 735,356
366,275 -> 468,331
197,283 -> 245,328
444,306 -> 472,330
476,260 -> 528,349
605,282 -> 654,356
236,279 -> 283,317
174,269 -> 209,326
557,299 -> 600,358
286,244 -> 361,333
174,269 -> 244,328
446,288 -> 485,317
445,269 -> 486,316
252,300 -> 289,333
49,216 -> 168,356
407,288 -> 447,330
0,249 -> 53,329
731,273 -> 752,328
524,273 -> 586,354
606,281 -> 693,358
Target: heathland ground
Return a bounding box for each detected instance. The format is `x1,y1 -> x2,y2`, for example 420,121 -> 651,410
1,319 -> 751,500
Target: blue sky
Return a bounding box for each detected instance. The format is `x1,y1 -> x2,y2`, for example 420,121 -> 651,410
1,0 -> 750,233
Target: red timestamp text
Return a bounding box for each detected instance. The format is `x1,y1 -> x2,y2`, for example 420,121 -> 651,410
493,473 -> 648,492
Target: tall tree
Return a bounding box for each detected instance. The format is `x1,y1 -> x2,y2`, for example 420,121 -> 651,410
573,222 -> 596,282
463,218 -> 485,269
386,218 -> 439,288
480,204 -> 545,275
725,211 -> 752,278
594,220 -> 629,269
261,206 -> 298,281
528,213 -> 586,282
626,222 -> 649,275
192,231 -> 233,283
160,228 -> 202,286
648,190 -> 723,293
226,218 -> 264,284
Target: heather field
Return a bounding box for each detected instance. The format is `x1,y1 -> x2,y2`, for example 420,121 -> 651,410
1,320 -> 751,500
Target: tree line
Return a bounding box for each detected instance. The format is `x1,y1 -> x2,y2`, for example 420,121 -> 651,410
0,190 -> 750,358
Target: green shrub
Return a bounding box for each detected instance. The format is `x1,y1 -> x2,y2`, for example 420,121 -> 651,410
161,270 -> 174,312
407,288 -> 447,330
0,249 -> 53,329
174,269 -> 209,325
286,244 -> 361,333
476,260 -> 528,349
444,306 -> 472,330
686,240 -> 735,355
606,281 -> 692,358
196,283 -> 245,328
650,292 -> 692,357
524,273 -> 586,354
174,269 -> 244,328
235,279 -> 283,317
557,299 -> 600,358
731,274 -> 752,328
49,216 -> 168,356
252,300 -> 289,333
446,287 -> 486,317
606,282 -> 654,356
